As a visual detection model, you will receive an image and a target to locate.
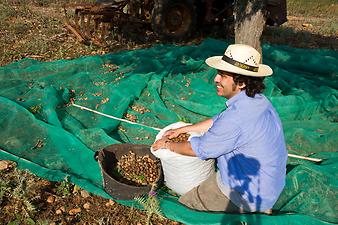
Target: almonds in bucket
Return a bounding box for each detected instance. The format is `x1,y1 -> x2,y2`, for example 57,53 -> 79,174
116,151 -> 159,186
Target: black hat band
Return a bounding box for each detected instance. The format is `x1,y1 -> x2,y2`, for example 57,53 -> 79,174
222,55 -> 259,72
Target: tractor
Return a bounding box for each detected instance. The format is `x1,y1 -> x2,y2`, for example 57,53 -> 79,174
63,0 -> 286,44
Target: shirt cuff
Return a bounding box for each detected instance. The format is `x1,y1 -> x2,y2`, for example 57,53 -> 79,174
189,136 -> 208,160
212,114 -> 219,122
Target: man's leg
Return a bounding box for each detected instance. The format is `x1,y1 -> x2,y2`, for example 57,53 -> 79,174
178,173 -> 240,212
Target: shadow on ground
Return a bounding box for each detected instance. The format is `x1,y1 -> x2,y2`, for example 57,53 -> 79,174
117,22 -> 337,51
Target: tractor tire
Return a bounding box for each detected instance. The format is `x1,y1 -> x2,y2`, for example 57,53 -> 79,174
151,0 -> 197,40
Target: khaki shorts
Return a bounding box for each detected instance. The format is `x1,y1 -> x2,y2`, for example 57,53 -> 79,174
178,173 -> 241,212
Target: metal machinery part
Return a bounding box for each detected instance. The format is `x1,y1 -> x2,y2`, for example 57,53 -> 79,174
63,0 -> 153,45
63,0 -> 287,45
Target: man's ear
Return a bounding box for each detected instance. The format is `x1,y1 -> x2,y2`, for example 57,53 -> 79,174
238,82 -> 246,89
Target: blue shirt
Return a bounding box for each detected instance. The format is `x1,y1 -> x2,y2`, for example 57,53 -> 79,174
190,91 -> 288,212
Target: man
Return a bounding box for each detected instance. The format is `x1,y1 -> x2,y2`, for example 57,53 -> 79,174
152,44 -> 288,213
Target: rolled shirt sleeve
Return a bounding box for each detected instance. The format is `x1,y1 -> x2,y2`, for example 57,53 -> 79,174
190,114 -> 241,160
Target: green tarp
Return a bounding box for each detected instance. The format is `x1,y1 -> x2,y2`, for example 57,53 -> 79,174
0,39 -> 337,225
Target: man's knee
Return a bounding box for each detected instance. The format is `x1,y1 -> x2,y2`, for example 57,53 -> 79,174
178,186 -> 208,211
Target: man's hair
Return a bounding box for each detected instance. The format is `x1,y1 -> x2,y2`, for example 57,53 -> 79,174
232,74 -> 265,97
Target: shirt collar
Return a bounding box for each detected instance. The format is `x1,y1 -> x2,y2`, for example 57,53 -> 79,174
226,90 -> 247,107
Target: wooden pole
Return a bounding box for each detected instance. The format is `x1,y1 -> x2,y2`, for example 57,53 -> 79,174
288,153 -> 323,163
64,20 -> 86,44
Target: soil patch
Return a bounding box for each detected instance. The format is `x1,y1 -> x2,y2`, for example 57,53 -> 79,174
0,161 -> 181,225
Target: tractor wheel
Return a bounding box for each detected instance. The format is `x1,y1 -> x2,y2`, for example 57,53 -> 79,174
151,0 -> 197,40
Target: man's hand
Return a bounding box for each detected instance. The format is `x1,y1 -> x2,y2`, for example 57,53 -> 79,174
152,135 -> 196,157
151,136 -> 170,151
164,128 -> 184,139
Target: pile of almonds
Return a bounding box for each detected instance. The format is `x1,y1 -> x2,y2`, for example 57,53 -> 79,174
169,133 -> 190,143
117,151 -> 159,186
131,104 -> 150,114
102,63 -> 119,73
124,113 -> 137,122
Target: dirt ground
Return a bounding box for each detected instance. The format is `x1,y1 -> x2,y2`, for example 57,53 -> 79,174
0,160 -> 180,225
0,1 -> 337,225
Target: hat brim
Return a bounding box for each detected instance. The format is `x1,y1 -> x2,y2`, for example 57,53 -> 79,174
206,56 -> 273,77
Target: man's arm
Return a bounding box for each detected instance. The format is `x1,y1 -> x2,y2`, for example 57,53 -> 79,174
186,118 -> 213,133
168,141 -> 196,156
152,118 -> 214,156
151,137 -> 196,157
165,118 -> 213,138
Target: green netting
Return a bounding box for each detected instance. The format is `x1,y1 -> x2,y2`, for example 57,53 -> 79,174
0,39 -> 337,225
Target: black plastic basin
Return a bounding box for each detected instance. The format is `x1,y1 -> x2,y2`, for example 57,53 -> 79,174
95,143 -> 164,200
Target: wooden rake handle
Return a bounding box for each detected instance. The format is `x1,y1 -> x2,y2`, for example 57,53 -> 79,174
288,153 -> 323,163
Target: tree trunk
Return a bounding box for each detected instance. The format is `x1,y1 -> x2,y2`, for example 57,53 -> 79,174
234,0 -> 266,58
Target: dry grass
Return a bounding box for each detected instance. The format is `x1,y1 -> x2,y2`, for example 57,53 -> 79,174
1,0 -> 337,66
262,0 -> 337,50
1,167 -> 45,224
287,0 -> 338,18
0,0 -> 148,66
286,0 -> 337,37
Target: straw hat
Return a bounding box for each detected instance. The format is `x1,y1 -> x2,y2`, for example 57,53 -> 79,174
205,44 -> 273,77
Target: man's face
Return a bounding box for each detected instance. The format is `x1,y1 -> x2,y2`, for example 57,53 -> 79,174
214,70 -> 242,99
